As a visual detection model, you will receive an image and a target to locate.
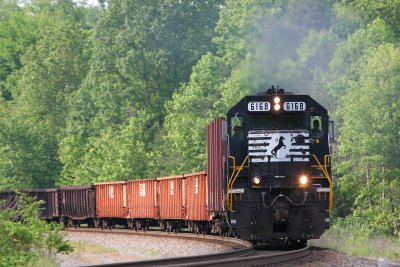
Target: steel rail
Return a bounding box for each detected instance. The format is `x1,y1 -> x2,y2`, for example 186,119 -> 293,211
83,246 -> 309,267
84,246 -> 256,267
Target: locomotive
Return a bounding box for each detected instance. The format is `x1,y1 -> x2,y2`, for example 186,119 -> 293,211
220,86 -> 333,245
0,87 -> 333,246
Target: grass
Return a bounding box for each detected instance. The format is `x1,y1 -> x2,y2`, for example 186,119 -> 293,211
29,256 -> 57,267
69,240 -> 117,254
310,228 -> 400,262
28,241 -> 118,267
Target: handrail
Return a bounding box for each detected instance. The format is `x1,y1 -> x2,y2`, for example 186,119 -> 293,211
226,156 -> 237,212
228,156 -> 236,188
312,154 -> 333,210
324,155 -> 331,170
227,156 -> 249,211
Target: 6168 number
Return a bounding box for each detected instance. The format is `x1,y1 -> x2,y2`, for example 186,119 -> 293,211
248,102 -> 271,111
284,102 -> 306,111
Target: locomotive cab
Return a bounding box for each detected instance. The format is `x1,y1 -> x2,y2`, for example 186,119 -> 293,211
225,88 -> 332,245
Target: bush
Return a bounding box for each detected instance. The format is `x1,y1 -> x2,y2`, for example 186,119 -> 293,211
0,193 -> 72,267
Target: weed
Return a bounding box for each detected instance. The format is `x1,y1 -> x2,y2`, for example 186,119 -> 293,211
311,224 -> 400,262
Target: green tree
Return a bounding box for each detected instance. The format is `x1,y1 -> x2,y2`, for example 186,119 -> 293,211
162,54 -> 234,173
60,0 -> 223,184
0,0 -> 40,99
0,0 -> 93,189
334,0 -> 400,36
0,117 -> 62,189
326,18 -> 397,103
335,44 -> 400,236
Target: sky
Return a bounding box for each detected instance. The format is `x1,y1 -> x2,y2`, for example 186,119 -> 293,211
74,0 -> 100,6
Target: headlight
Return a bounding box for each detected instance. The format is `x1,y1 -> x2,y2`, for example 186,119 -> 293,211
274,103 -> 281,111
299,175 -> 308,186
252,176 -> 261,186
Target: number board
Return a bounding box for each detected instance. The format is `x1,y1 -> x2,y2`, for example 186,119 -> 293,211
248,102 -> 271,112
283,102 -> 306,111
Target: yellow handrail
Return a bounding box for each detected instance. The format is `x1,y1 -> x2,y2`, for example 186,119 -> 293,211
229,156 -> 236,170
226,156 -> 237,212
228,156 -> 236,188
324,155 -> 331,170
312,154 -> 333,210
227,156 -> 249,211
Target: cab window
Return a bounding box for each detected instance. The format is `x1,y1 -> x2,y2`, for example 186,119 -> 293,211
310,116 -> 323,137
251,114 -> 304,130
231,115 -> 244,139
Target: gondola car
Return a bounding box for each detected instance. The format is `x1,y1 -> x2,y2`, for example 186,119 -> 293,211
59,185 -> 96,227
0,189 -> 59,221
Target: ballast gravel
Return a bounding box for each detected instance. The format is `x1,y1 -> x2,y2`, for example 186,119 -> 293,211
55,231 -> 398,267
56,231 -> 233,266
275,247 -> 397,267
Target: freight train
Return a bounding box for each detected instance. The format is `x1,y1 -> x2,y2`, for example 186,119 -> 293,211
0,87 -> 333,246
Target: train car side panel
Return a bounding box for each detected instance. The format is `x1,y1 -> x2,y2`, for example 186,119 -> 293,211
127,179 -> 158,219
60,185 -> 95,221
158,175 -> 185,220
0,190 -> 19,212
185,172 -> 209,221
0,189 -> 59,221
25,189 -> 59,220
94,182 -> 127,218
207,117 -> 227,213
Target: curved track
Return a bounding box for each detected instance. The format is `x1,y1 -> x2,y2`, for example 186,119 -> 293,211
86,246 -> 309,267
64,228 -> 309,267
63,227 -> 250,248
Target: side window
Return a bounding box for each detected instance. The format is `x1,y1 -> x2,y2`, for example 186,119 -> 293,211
310,116 -> 323,138
231,115 -> 244,139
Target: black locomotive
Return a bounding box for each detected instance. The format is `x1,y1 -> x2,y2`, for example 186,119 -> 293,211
224,87 -> 333,245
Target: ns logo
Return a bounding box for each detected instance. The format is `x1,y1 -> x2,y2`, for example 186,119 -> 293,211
271,136 -> 286,158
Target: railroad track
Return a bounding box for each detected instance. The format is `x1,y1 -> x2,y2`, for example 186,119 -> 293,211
85,246 -> 309,267
63,227 -> 250,248
64,228 -> 309,267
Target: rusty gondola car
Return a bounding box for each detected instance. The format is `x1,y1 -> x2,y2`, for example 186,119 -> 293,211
157,175 -> 185,232
127,178 -> 158,230
59,185 -> 96,227
184,172 -> 213,233
0,189 -> 59,221
0,190 -> 18,210
25,189 -> 59,221
94,181 -> 128,228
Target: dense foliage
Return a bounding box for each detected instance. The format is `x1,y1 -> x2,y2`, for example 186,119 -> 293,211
0,193 -> 71,266
0,0 -> 399,239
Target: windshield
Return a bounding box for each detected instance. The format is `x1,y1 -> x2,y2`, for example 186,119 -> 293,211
251,113 -> 304,130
